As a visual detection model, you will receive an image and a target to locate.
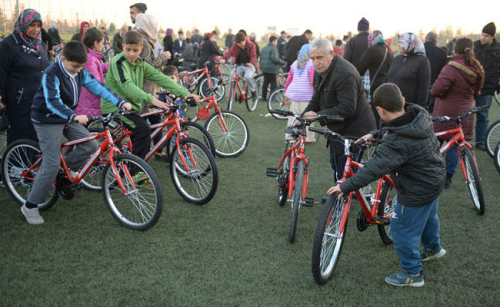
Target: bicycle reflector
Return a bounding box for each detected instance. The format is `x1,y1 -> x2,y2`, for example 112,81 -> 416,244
197,108 -> 210,120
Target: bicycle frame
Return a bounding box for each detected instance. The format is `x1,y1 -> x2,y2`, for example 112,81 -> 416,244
278,136 -> 309,200
188,95 -> 230,134
180,66 -> 212,91
228,68 -> 249,101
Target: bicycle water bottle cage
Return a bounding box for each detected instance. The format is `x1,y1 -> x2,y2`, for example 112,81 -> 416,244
197,108 -> 210,120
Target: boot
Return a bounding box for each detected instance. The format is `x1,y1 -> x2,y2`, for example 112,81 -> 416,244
444,173 -> 453,189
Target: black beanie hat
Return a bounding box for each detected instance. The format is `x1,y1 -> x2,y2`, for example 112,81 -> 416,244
358,17 -> 369,32
482,22 -> 496,37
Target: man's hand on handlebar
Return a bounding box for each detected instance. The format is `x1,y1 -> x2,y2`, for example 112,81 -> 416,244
151,98 -> 170,110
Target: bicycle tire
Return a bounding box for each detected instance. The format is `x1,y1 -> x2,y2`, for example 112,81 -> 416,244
267,88 -> 290,120
102,153 -> 163,230
485,119 -> 500,158
246,76 -> 261,112
169,138 -> 218,205
494,89 -> 500,106
461,147 -> 485,215
227,81 -> 236,111
1,139 -> 59,210
311,193 -> 348,285
277,143 -> 292,207
494,142 -> 500,173
254,74 -> 264,99
204,110 -> 249,158
377,179 -> 396,245
288,160 -> 305,243
199,77 -> 225,102
166,121 -> 216,158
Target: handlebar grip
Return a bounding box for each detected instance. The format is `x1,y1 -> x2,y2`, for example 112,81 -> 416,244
323,115 -> 344,122
308,127 -> 329,134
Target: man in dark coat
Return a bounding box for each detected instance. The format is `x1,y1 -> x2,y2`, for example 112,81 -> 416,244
344,17 -> 369,65
284,29 -> 312,71
473,22 -> 500,150
277,31 -> 287,60
302,38 -> 376,178
424,32 -> 447,113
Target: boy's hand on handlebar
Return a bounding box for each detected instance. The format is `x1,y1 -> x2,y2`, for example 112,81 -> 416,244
184,94 -> 201,105
74,115 -> 89,125
122,103 -> 132,112
151,98 -> 170,110
327,184 -> 344,198
355,133 -> 375,146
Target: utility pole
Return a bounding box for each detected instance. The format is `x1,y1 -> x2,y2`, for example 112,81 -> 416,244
15,0 -> 19,17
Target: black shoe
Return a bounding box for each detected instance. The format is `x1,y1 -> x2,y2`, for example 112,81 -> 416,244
251,91 -> 257,101
444,174 -> 452,189
475,143 -> 486,151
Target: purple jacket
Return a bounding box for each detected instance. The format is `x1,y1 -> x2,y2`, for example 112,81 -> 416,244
76,48 -> 110,116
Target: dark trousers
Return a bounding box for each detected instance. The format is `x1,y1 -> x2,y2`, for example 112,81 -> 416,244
262,73 -> 278,100
123,113 -> 151,160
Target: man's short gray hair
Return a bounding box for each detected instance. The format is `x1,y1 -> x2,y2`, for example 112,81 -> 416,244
425,32 -> 438,44
310,38 -> 333,54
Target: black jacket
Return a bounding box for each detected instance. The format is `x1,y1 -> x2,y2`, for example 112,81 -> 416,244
424,42 -> 447,85
48,28 -> 62,45
386,55 -> 431,107
277,37 -> 287,59
344,32 -> 369,65
355,44 -> 393,94
0,32 -> 50,143
199,39 -> 223,71
284,35 -> 308,65
474,39 -> 500,96
303,55 -> 376,154
341,104 -> 445,207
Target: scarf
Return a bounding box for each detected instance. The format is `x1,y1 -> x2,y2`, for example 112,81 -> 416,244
135,14 -> 158,44
297,44 -> 311,76
14,8 -> 43,52
368,30 -> 386,47
399,33 -> 426,56
80,21 -> 90,37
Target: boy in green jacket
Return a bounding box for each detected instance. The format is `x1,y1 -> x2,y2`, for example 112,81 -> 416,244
102,31 -> 199,159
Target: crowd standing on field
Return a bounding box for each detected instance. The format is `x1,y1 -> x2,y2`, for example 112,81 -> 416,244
0,3 -> 500,288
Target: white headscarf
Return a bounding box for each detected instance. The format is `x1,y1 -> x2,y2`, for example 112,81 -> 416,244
135,13 -> 158,43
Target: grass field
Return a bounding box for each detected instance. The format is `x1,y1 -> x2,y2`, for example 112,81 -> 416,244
1,98 -> 499,306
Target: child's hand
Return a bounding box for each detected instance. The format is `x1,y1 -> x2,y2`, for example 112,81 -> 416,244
122,103 -> 132,112
151,98 -> 170,110
327,184 -> 343,198
355,133 -> 375,146
74,115 -> 89,125
184,94 -> 201,105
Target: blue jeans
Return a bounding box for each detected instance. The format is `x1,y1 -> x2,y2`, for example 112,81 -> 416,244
446,143 -> 459,175
329,147 -> 363,181
390,198 -> 441,275
475,95 -> 493,145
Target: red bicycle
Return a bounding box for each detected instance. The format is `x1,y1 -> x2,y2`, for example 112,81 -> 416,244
266,110 -> 343,243
1,108 -> 164,230
433,106 -> 487,215
308,127 -> 397,285
178,63 -> 225,102
226,64 -> 261,112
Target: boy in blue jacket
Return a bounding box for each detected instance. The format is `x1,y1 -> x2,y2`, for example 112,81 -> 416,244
22,41 -> 132,225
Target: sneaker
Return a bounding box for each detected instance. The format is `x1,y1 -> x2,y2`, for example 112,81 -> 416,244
444,176 -> 452,189
132,172 -> 153,188
421,246 -> 446,262
10,166 -> 23,179
475,143 -> 486,151
251,91 -> 257,101
385,271 -> 424,287
21,204 -> 44,224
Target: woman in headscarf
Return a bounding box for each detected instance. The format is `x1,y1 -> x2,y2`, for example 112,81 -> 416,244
163,28 -> 174,65
198,32 -> 224,74
431,37 -> 484,188
385,32 -> 431,108
0,8 -> 50,144
71,21 -> 90,41
284,44 -> 316,142
135,14 -> 172,161
356,30 -> 394,126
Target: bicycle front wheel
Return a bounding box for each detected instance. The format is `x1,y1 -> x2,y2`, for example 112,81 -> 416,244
1,139 -> 59,210
377,179 -> 397,245
461,147 -> 485,215
170,138 -> 218,205
311,193 -> 348,285
204,110 -> 249,158
227,81 -> 235,111
277,142 -> 292,207
166,122 -> 216,158
485,120 -> 500,158
288,160 -> 305,243
246,76 -> 261,112
494,142 -> 500,173
268,88 -> 290,120
102,153 -> 163,231
199,77 -> 225,102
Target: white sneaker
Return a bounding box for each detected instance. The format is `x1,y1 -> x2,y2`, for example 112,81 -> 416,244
10,166 -> 23,179
21,204 -> 44,224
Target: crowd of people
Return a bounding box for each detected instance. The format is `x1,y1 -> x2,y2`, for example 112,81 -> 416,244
0,5 -> 499,289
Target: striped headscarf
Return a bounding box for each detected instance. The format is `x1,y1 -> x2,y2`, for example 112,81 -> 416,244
14,8 -> 43,52
297,44 -> 311,76
399,32 -> 426,56
368,30 -> 386,47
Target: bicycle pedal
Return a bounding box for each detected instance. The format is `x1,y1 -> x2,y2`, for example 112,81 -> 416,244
372,216 -> 391,225
302,197 -> 314,207
266,168 -> 278,177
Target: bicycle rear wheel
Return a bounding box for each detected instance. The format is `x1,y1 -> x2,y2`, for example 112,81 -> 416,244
461,147 -> 485,215
267,88 -> 290,120
485,120 -> 500,158
311,193 -> 348,285
102,153 -> 163,230
377,179 -> 397,245
199,77 -> 225,102
1,139 -> 59,210
288,160 -> 305,243
204,110 -> 249,158
170,138 -> 218,205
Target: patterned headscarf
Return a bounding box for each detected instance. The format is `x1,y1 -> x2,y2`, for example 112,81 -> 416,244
14,8 -> 43,52
297,44 -> 311,76
368,30 -> 386,47
135,14 -> 158,43
165,28 -> 173,36
399,33 -> 426,56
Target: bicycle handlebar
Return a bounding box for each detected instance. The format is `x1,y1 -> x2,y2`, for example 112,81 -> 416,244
432,106 -> 489,123
88,107 -> 127,125
270,109 -> 343,124
309,127 -> 377,145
